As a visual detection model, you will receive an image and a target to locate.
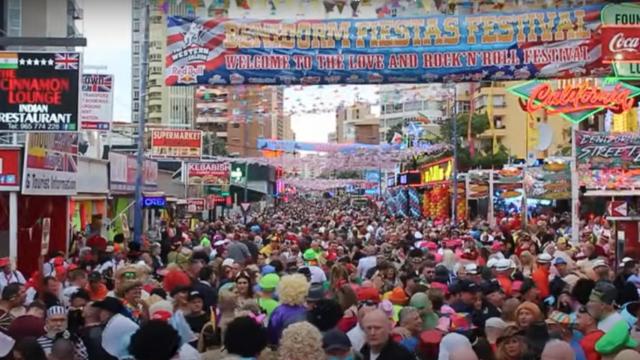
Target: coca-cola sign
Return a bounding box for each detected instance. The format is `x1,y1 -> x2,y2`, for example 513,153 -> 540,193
602,26 -> 640,63
508,79 -> 640,124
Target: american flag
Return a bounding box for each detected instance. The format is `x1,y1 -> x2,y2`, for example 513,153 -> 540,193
83,76 -> 112,92
55,53 -> 79,70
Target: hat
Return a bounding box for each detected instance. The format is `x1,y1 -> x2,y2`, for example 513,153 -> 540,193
481,280 -> 502,296
222,258 -> 235,267
307,283 -> 325,302
620,257 -> 636,268
485,317 -> 507,330
149,300 -> 173,321
537,253 -> 553,264
516,301 -> 542,321
414,231 -> 423,240
356,286 -> 380,304
491,242 -> 503,251
458,280 -> 479,293
595,319 -> 638,355
303,249 -> 318,261
495,259 -> 511,272
409,292 -> 431,310
322,329 -> 351,352
259,273 -> 280,290
170,285 -> 191,297
188,290 -> 204,302
590,281 -> 617,305
556,237 -> 568,245
92,297 -> 125,315
7,315 -> 45,342
261,265 -> 276,276
46,306 -> 67,318
464,263 -> 479,275
554,257 -> 567,266
546,310 -> 573,326
487,258 -> 499,269
0,257 -> 10,267
592,259 -> 609,270
388,287 -> 409,305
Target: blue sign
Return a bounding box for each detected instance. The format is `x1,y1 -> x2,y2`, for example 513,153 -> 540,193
165,4 -> 606,86
142,196 -> 166,209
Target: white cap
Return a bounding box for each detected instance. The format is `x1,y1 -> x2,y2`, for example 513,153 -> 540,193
222,258 -> 235,267
619,257 -> 635,267
414,231 -> 423,240
592,259 -> 609,270
485,317 -> 508,330
537,253 -> 553,264
495,259 -> 511,272
487,258 -> 499,269
464,263 -> 479,275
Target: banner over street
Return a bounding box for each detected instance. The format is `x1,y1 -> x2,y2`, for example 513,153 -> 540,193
166,4 -> 607,86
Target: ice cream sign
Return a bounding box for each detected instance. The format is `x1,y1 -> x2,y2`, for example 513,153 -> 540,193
507,79 -> 640,124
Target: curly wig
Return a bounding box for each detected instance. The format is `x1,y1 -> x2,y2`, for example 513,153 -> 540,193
277,274 -> 310,306
278,321 -> 325,360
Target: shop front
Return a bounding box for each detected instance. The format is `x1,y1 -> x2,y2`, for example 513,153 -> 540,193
71,157 -> 109,238
108,152 -> 158,240
418,157 -> 465,222
0,148 -> 22,261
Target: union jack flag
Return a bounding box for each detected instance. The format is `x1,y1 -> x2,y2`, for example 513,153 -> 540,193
55,53 -> 79,70
83,76 -> 112,92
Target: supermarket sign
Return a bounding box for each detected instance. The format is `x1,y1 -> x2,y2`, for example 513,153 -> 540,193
507,79 -> 640,124
150,129 -> 202,158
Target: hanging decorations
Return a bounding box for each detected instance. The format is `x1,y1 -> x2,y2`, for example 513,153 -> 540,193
350,0 -> 361,16
323,0 -> 336,13
336,0 -> 347,13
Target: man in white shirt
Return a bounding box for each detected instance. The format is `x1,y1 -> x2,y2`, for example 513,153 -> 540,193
357,246 -> 377,280
0,257 -> 25,294
348,304 -> 377,356
587,281 -> 625,332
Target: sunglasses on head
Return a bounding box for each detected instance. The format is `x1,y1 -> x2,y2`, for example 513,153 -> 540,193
122,271 -> 137,280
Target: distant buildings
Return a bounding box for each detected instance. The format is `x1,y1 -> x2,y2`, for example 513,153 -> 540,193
335,102 -> 378,144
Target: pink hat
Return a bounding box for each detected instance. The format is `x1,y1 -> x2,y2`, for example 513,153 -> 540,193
491,242 -> 503,251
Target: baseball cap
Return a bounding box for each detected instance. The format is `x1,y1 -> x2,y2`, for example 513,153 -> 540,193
458,280 -> 478,293
307,283 -> 325,302
553,257 -> 567,266
0,257 -> 10,268
485,317 -> 507,330
480,280 -> 502,296
589,281 -> 617,305
487,258 -> 499,269
620,257 -> 636,268
188,290 -> 204,302
322,329 -> 351,352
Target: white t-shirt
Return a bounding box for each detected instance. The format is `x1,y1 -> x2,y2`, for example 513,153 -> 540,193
598,311 -> 625,332
357,256 -> 377,279
0,270 -> 25,293
347,325 -> 366,354
304,265 -> 327,284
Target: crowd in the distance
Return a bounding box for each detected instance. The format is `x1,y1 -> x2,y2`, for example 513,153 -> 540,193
0,195 -> 639,360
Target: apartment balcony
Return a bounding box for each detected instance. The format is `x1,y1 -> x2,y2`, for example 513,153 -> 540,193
478,128 -> 507,138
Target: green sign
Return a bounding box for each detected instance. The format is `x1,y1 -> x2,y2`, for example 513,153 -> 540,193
206,184 -> 230,196
231,166 -> 244,183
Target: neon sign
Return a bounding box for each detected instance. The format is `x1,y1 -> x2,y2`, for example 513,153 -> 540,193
508,79 -> 640,124
142,195 -> 166,208
421,158 -> 453,185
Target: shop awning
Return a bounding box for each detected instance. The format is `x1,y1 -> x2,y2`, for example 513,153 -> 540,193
71,195 -> 107,201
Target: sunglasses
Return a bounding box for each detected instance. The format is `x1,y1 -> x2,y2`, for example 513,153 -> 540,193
122,271 -> 137,280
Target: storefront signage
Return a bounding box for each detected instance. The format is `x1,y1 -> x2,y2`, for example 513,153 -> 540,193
80,74 -> 113,131
187,198 -> 206,213
421,158 -> 453,185
576,131 -> 640,169
109,152 -> 158,193
150,129 -> 202,158
187,161 -> 230,185
22,133 -> 78,195
508,79 -> 640,124
602,3 -> 640,78
576,130 -> 640,190
0,51 -> 80,131
207,194 -> 227,208
397,172 -> 420,186
165,4 -> 606,86
230,165 -> 244,183
0,148 -> 21,191
142,195 -> 166,209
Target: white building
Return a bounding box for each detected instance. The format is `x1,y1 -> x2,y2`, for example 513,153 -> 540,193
378,84 -> 447,142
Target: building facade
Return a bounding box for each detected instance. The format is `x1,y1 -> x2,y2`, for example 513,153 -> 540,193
335,102 -> 375,144
471,81 -> 571,160
1,0 -> 82,41
379,84 -> 446,142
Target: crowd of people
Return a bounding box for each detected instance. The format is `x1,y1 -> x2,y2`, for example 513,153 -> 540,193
0,196 -> 639,360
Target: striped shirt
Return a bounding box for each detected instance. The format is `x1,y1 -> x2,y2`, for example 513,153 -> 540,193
37,334 -> 89,360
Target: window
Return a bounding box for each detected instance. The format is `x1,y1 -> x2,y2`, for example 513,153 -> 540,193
133,91 -> 140,100
494,95 -> 506,107
133,20 -> 140,31
355,109 -> 360,119
133,102 -> 140,111
133,44 -> 140,54
493,116 -> 505,129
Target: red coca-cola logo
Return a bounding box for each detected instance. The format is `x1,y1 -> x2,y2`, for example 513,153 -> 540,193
609,32 -> 640,53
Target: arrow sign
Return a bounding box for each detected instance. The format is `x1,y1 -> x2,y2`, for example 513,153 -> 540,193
608,201 -> 628,217
240,202 -> 251,212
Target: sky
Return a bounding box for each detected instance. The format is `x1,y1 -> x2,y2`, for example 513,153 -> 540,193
80,0 -> 380,142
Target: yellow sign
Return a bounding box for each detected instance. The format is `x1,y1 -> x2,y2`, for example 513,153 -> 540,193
422,159 -> 453,184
